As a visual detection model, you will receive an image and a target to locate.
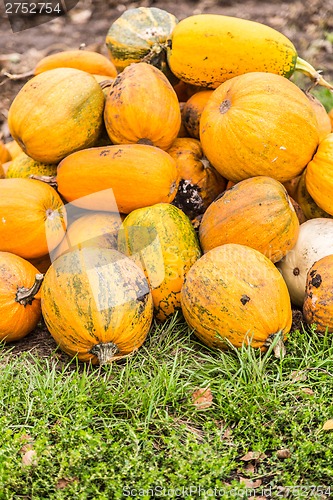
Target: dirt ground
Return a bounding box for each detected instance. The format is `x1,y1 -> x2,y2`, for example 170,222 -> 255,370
0,0 -> 332,359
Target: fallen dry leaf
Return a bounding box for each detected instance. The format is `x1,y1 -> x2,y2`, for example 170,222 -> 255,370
301,387 -> 314,395
240,451 -> 266,461
323,419 -> 333,431
276,448 -> 291,459
192,387 -> 213,409
249,497 -> 267,500
290,370 -> 307,383
56,477 -> 79,489
22,449 -> 37,466
239,477 -> 262,488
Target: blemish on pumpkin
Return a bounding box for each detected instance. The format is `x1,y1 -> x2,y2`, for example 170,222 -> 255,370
172,179 -> 204,219
311,273 -> 322,288
293,267 -> 300,276
219,99 -> 231,114
240,294 -> 250,305
100,149 -> 111,157
137,138 -> 154,146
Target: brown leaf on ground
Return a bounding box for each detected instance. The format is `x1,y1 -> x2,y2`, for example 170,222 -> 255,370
290,370 -> 307,383
301,387 -> 314,395
239,477 -> 262,488
22,449 -> 37,466
56,477 -> 79,489
19,434 -> 35,455
240,451 -> 267,461
276,448 -> 291,459
192,387 -> 213,409
323,419 -> 333,430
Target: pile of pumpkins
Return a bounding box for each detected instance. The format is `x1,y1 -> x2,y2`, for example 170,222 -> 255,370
1,7 -> 333,364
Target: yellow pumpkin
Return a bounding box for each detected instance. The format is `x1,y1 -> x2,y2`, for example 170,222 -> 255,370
104,63 -> 181,150
41,247 -> 153,364
200,72 -> 319,183
181,243 -> 292,350
199,176 -> 299,262
52,211 -> 123,260
0,178 -> 66,259
305,133 -> 333,215
167,14 -> 333,89
8,68 -> 105,164
57,144 -> 179,213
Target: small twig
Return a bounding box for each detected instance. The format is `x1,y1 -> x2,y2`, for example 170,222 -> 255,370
304,367 -> 333,377
2,70 -> 34,81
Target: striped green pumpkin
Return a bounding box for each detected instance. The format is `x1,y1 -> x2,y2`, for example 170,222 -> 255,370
105,7 -> 178,72
41,246 -> 153,364
118,202 -> 201,321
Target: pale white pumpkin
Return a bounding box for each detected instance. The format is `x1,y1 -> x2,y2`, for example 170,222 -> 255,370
277,218 -> 333,307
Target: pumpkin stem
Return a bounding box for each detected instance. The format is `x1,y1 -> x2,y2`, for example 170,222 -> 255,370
99,80 -> 114,90
29,174 -> 58,189
264,331 -> 286,359
90,342 -> 119,365
295,57 -> 333,90
16,273 -> 44,306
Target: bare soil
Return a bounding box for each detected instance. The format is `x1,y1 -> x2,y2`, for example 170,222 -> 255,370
0,0 -> 332,358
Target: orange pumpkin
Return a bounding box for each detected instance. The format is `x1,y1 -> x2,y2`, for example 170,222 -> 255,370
329,108 -> 333,130
304,91 -> 331,142
52,211 -> 123,260
8,68 -> 105,164
303,254 -> 333,333
181,243 -> 292,351
0,252 -> 43,342
0,163 -> 4,179
0,140 -> 11,164
104,63 -> 181,150
167,138 -> 226,219
41,247 -> 153,364
282,175 -> 302,201
305,133 -> 333,215
182,90 -> 213,139
0,178 -> 67,259
28,254 -> 52,274
200,72 -> 319,183
4,139 -> 22,160
34,50 -> 117,77
199,176 -> 299,262
57,144 -> 179,213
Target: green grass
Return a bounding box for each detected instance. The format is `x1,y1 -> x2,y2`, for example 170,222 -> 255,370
0,315 -> 333,499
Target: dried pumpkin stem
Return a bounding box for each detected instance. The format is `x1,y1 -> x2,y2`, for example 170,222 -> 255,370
264,331 -> 286,359
90,342 -> 119,365
16,273 -> 44,306
99,80 -> 114,90
295,57 -> 333,90
29,174 -> 58,189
